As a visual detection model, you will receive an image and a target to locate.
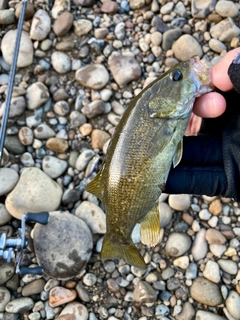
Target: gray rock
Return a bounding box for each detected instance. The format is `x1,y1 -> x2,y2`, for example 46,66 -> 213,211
174,2 -> 188,17
4,135 -> 26,155
226,291 -> 240,320
34,123 -> 55,139
5,297 -> 34,313
0,262 -> 15,285
75,149 -> 95,171
22,279 -> 46,297
203,260 -> 221,283
191,0 -> 217,18
172,34 -> 203,61
129,0 -> 145,10
75,64 -> 109,90
0,168 -> 19,196
20,152 -> 35,167
30,9 -> 51,41
190,277 -> 223,306
109,55 -> 141,87
218,259 -> 238,275
75,201 -> 106,234
159,201 -> 173,228
186,262 -> 198,280
215,1 -> 238,18
165,232 -> 192,257
114,22 -> 125,40
0,9 -> 15,24
74,19 -> 92,37
195,311 -> 227,320
175,301 -> 195,320
1,30 -> 33,67
155,304 -> 170,316
0,203 -> 11,225
168,194 -> 191,211
33,211 -> 93,280
51,51 -> 71,74
133,281 -> 157,303
58,302 -> 89,320
26,82 -> 49,110
42,155 -> 68,179
81,100 -> 105,119
53,101 -> 70,116
210,18 -> 240,42
209,244 -> 226,257
0,286 -> 11,311
5,167 -> 63,219
191,228 -> 208,261
18,127 -> 34,146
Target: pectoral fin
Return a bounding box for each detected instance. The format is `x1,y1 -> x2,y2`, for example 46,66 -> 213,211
140,203 -> 161,247
173,139 -> 183,168
86,170 -> 104,200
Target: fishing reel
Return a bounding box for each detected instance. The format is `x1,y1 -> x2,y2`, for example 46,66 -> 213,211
0,212 -> 49,276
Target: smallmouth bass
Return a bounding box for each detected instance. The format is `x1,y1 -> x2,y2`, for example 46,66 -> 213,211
87,56 -> 214,269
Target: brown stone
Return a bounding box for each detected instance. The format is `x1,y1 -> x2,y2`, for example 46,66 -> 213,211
91,129 -> 110,150
53,12 -> 74,37
49,286 -> 77,307
46,137 -> 69,153
205,228 -> 226,245
208,199 -> 222,216
101,1 -> 119,13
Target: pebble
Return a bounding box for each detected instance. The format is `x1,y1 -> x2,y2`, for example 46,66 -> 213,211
210,244 -> 227,257
33,211 -> 93,280
20,152 -> 35,167
0,9 -> 15,24
22,279 -> 46,297
15,1 -> 34,20
1,30 -> 33,67
51,51 -> 71,74
0,287 -> 11,312
74,19 -> 92,37
5,297 -> 34,313
46,137 -> 68,153
101,1 -> 119,14
30,10 -> 51,41
75,64 -> 109,90
195,311 -> 227,320
173,256 -> 189,269
165,232 -> 192,257
218,259 -> 238,275
5,167 -> 62,219
226,291 -> 240,320
42,155 -> 68,179
53,12 -> 74,37
26,82 -> 49,110
162,28 -> 182,51
205,228 -> 226,245
0,203 -> 12,225
203,260 -> 221,283
168,194 -> 191,211
191,0 -> 216,18
83,273 -> 97,286
81,100 -> 105,119
210,18 -> 240,42
91,129 -> 110,150
109,55 -> 141,87
172,34 -> 203,61
34,123 -> 55,139
175,302 -> 195,320
75,201 -> 106,234
209,198 -> 223,215
209,39 -> 227,53
199,208 -> 212,220
49,286 -> 77,307
159,201 -> 173,228
75,149 -> 95,171
190,277 -> 223,306
133,281 -> 157,303
0,168 -> 19,196
58,302 -> 88,320
215,1 -> 239,18
18,127 -> 34,146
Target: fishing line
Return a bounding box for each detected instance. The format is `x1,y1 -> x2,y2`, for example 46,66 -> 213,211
0,0 -> 27,166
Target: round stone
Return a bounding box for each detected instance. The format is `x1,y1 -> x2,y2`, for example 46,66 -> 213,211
42,156 -> 68,179
165,232 -> 192,257
91,129 -> 111,150
0,203 -> 12,225
168,194 -> 191,211
172,34 -> 203,61
49,286 -> 77,307
215,1 -> 238,18
30,9 -> 51,40
51,51 -> 71,74
5,297 -> 34,313
75,149 -> 95,171
18,127 -> 34,146
5,167 -> 63,219
53,11 -> 74,37
58,302 -> 88,320
33,211 -> 93,280
190,277 -> 223,306
1,30 -> 33,67
159,201 -> 173,228
75,64 -> 109,90
73,19 -> 92,37
0,287 -> 11,312
226,291 -> 240,319
191,229 -> 208,261
46,137 -> 69,153
0,168 -> 19,196
26,82 -> 49,110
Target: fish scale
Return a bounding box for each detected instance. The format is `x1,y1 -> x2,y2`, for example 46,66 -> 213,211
87,56 -> 214,269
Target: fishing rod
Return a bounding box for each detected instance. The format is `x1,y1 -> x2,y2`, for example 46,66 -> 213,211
0,0 -> 27,166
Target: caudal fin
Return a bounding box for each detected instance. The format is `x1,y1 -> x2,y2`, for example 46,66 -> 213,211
101,236 -> 146,270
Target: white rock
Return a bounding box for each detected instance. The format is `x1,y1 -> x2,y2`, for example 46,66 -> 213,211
210,18 -> 240,42
168,194 -> 191,211
218,259 -> 238,275
30,10 -> 51,40
42,156 -> 68,179
0,96 -> 26,118
226,291 -> 240,320
51,51 -> 71,74
0,168 -> 19,196
58,302 -> 88,320
75,64 -> 109,90
159,201 -> 173,228
199,208 -> 212,220
0,204 -> 12,226
192,229 -> 208,261
1,30 -> 33,67
34,124 -> 55,139
215,1 -> 239,17
196,310 -> 227,320
75,201 -> 106,234
173,256 -> 189,269
203,260 -> 221,283
75,149 -> 95,171
5,168 -> 63,219
165,232 -> 192,257
26,82 -> 49,110
74,19 -> 92,37
209,244 -> 227,257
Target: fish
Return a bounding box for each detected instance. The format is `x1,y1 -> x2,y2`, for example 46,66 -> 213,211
86,56 -> 214,269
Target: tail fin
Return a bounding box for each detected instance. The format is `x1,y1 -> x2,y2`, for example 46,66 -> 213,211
101,235 -> 146,270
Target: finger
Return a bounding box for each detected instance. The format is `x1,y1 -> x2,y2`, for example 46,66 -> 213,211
193,92 -> 226,118
185,113 -> 202,136
211,48 -> 240,91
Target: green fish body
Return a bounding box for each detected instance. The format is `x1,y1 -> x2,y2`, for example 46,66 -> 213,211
87,56 -> 213,269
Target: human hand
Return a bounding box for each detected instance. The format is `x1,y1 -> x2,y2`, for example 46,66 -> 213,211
166,48 -> 240,200
185,48 -> 240,136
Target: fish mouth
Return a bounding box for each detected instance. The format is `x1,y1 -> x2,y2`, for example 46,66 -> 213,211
190,56 -> 213,87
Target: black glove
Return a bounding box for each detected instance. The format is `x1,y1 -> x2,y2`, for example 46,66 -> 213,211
165,57 -> 240,201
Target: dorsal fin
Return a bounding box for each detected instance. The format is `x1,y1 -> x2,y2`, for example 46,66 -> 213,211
86,171 -> 104,201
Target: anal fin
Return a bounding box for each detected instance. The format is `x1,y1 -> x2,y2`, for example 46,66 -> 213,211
140,203 -> 160,247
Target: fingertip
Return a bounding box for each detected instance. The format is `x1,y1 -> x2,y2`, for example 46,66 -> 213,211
193,92 -> 226,118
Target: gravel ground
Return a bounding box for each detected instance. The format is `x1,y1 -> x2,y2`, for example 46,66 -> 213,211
0,0 -> 240,319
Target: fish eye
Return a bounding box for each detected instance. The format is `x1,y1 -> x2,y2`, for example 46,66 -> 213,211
170,70 -> 183,81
